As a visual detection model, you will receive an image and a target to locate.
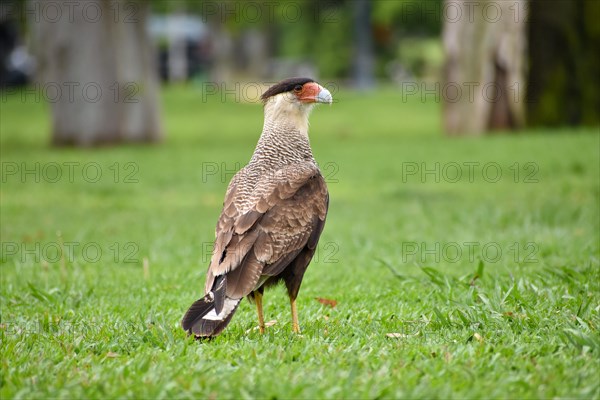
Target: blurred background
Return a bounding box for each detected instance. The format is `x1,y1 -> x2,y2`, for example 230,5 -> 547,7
1,0 -> 598,145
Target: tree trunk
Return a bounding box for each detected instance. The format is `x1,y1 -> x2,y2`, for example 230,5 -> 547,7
33,0 -> 162,146
352,0 -> 375,90
240,29 -> 269,79
442,0 -> 526,135
208,23 -> 234,84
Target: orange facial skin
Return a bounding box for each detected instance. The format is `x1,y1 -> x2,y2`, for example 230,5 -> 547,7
296,82 -> 322,103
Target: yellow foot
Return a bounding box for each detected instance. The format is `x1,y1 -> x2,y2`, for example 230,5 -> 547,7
291,298 -> 301,334
255,291 -> 265,334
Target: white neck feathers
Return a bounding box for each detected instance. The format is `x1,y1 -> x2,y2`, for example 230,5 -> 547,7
262,93 -> 314,137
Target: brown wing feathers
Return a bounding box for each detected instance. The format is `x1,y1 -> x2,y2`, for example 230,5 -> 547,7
209,164 -> 325,281
223,251 -> 265,299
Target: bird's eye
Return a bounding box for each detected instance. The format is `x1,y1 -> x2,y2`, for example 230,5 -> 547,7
293,85 -> 303,93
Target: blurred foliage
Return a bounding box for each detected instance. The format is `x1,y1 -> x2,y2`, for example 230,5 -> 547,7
396,38 -> 444,81
274,1 -> 353,79
372,0 -> 443,35
527,0 -> 600,127
9,0 -> 597,129
150,0 -> 443,79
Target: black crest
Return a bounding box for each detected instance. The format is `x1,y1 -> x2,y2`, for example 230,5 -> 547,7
260,77 -> 315,102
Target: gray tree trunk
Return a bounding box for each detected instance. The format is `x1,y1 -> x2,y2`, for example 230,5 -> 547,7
442,0 -> 527,135
33,0 -> 162,146
241,29 -> 269,79
208,23 -> 234,84
352,0 -> 375,90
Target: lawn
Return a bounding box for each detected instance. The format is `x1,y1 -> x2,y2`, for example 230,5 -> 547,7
1,85 -> 599,399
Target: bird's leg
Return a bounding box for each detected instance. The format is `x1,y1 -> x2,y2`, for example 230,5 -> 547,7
255,291 -> 265,334
290,297 -> 300,333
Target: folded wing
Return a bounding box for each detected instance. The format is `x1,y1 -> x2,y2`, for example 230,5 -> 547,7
206,162 -> 329,306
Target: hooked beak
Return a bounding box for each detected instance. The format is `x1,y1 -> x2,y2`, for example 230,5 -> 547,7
299,82 -> 333,104
315,86 -> 333,104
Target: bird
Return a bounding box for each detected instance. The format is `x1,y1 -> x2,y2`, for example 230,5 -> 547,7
182,77 -> 332,338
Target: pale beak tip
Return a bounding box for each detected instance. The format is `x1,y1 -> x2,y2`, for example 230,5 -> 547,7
316,88 -> 333,104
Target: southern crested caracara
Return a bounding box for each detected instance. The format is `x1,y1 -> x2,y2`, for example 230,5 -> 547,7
182,78 -> 332,338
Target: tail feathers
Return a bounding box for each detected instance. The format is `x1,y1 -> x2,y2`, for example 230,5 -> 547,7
181,294 -> 240,338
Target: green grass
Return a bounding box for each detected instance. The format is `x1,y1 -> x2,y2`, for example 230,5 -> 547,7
1,85 -> 599,399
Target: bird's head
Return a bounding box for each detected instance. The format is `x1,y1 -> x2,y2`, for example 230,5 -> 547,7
260,78 -> 332,131
261,77 -> 333,106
